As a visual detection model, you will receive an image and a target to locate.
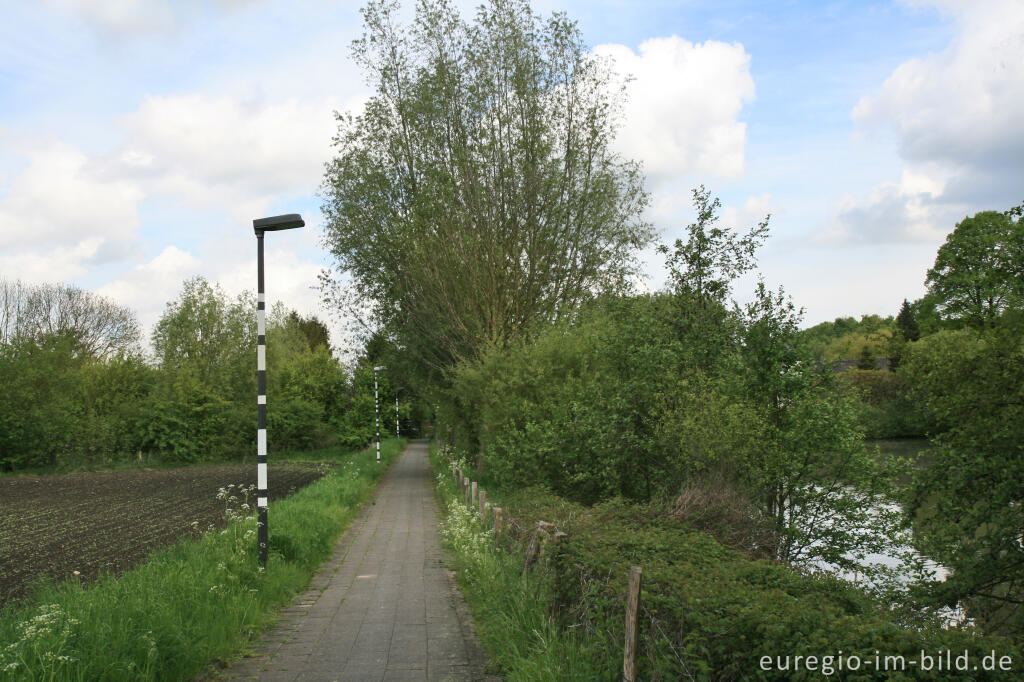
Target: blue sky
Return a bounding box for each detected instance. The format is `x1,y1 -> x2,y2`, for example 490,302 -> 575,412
1,0 -> 1021,357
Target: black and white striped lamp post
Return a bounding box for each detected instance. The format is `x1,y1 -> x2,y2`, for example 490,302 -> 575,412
394,386 -> 405,437
373,365 -> 386,462
253,213 -> 304,568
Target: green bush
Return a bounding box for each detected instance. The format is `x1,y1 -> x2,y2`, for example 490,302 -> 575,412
840,369 -> 930,438
267,396 -> 328,452
442,456 -> 1020,681
0,335 -> 86,470
450,295 -> 702,503
0,278 -> 374,472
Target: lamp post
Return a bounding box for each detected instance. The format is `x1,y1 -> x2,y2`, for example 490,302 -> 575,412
253,213 -> 304,568
394,386 -> 405,438
373,365 -> 387,462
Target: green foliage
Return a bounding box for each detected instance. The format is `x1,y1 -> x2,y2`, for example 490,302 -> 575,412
0,334 -> 86,470
286,310 -> 331,351
431,446 -> 607,681
901,328 -> 1024,639
660,184 -> 768,310
138,365 -> 257,463
739,282 -> 903,570
855,343 -> 876,370
795,317 -> 894,365
435,449 -> 1018,681
321,0 -> 652,374
0,275 -> 369,471
895,298 -> 920,342
333,365 -> 382,449
0,439 -> 405,681
925,210 -> 1024,328
152,277 -> 254,393
839,370 -> 929,438
451,295 -> 690,503
446,283 -> 900,577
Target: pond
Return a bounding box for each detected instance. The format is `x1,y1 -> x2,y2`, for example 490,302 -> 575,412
817,438 -> 967,625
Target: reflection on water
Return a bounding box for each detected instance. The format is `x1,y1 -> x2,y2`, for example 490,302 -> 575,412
809,438 -> 969,627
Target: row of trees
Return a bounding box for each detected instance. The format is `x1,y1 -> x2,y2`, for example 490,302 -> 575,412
441,189 -> 895,574
0,277 -> 402,471
898,204 -> 1024,639
322,0 -> 1023,641
768,204 -> 1024,638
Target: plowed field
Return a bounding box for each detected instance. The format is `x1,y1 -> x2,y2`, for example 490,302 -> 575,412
0,462 -> 330,605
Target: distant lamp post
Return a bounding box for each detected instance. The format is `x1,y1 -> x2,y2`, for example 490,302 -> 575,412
373,365 -> 387,462
253,213 -> 304,568
394,386 -> 405,437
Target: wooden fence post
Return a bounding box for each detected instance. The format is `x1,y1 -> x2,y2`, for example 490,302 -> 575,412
479,489 -> 487,521
537,521 -> 555,558
623,566 -> 643,682
524,521 -> 555,570
550,531 -> 569,623
523,522 -> 541,571
471,481 -> 478,507
465,480 -> 472,506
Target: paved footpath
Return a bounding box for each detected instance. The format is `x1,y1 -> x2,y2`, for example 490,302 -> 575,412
217,441 -> 497,682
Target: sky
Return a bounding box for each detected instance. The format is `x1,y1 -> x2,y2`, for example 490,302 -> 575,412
1,0 -> 1022,358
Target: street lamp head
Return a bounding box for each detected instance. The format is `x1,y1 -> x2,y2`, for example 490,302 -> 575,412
253,214 -> 305,234
373,365 -> 387,371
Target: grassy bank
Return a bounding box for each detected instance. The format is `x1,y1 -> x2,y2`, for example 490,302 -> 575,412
430,444 -> 604,681
0,438 -> 405,681
431,444 -> 1020,681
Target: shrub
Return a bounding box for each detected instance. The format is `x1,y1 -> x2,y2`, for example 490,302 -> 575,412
480,481 -> 1020,681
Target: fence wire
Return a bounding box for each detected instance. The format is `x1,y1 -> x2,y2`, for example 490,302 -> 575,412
446,458 -> 700,682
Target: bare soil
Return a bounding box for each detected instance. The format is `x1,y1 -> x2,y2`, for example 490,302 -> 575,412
0,462 -> 330,606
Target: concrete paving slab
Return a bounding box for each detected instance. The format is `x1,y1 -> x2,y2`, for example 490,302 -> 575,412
212,441 -> 498,681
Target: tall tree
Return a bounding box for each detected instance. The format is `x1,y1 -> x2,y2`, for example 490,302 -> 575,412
286,310 -> 331,351
740,281 -> 895,571
856,342 -> 876,370
321,0 -> 651,376
660,185 -> 768,311
0,279 -> 140,357
658,185 -> 768,373
151,277 -> 253,392
903,329 -> 1024,638
925,210 -> 1024,327
895,298 -> 919,342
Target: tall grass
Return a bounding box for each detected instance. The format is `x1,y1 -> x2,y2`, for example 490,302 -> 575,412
0,438 -> 405,681
430,444 -> 608,681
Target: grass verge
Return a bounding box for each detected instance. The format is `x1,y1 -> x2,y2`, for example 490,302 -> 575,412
0,437 -> 406,681
430,442 -> 606,681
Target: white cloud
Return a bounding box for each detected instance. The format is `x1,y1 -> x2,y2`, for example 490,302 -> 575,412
595,36 -> 755,180
720,193 -> 776,232
823,166 -> 968,244
95,246 -> 203,336
855,0 -> 1024,171
0,242 -> 100,284
0,141 -> 143,254
96,237 -> 338,355
43,0 -> 263,38
44,0 -> 174,36
112,93 -> 350,221
834,0 -> 1024,244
